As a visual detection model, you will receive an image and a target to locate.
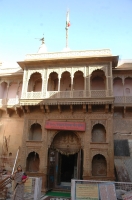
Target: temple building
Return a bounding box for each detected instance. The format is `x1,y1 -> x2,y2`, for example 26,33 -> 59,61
0,39 -> 132,191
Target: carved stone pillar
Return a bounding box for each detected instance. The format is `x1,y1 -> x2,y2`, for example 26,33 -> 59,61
41,69 -> 48,98
58,77 -> 60,91
15,81 -> 21,104
21,68 -> 28,99
86,66 -> 90,97
84,66 -> 86,97
122,76 -> 125,103
58,75 -> 61,98
6,82 -> 10,100
71,75 -> 73,97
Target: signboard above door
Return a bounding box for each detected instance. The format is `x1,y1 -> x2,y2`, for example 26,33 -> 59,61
45,121 -> 86,131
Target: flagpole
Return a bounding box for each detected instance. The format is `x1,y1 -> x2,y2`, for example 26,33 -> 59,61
65,10 -> 70,49
66,26 -> 68,48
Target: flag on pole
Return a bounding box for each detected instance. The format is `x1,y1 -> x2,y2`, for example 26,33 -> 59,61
66,10 -> 70,28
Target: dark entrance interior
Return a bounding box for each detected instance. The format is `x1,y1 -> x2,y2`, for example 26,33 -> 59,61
61,154 -> 77,182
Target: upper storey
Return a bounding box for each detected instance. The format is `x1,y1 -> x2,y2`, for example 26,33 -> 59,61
113,60 -> 132,106
18,49 -> 118,106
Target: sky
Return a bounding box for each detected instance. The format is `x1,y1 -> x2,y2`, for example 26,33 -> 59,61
0,0 -> 132,62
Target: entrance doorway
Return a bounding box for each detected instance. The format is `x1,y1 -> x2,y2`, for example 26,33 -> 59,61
61,154 -> 77,182
48,131 -> 82,189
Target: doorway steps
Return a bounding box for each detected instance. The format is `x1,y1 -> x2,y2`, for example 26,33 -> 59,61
54,182 -> 71,192
53,187 -> 70,192
45,190 -> 71,198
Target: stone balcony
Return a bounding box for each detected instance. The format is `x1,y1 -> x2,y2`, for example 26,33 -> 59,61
0,90 -> 114,108
24,90 -> 108,99
0,94 -> 132,107
19,90 -> 114,106
2,93 -> 131,108
0,95 -> 131,111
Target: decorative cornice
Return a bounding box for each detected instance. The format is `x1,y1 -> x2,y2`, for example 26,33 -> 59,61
25,49 -> 112,61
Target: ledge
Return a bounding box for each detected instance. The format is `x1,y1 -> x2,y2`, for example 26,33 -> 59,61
25,49 -> 112,61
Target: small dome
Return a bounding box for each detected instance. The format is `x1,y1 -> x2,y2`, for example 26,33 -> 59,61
37,37 -> 47,53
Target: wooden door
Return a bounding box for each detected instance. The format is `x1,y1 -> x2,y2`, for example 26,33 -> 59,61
77,149 -> 82,179
57,152 -> 61,185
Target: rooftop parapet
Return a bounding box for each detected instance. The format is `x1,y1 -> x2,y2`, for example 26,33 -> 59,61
25,49 -> 112,61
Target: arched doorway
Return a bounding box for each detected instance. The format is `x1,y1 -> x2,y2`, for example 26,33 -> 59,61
48,131 -> 82,188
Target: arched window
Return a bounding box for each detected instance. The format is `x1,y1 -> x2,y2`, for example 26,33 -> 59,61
92,154 -> 107,176
28,72 -> 42,92
60,71 -> 71,91
29,123 -> 42,141
113,77 -> 123,96
125,88 -> 130,95
91,70 -> 106,90
124,77 -> 132,96
73,71 -> 84,90
47,72 -> 58,91
26,152 -> 40,172
92,124 -> 106,143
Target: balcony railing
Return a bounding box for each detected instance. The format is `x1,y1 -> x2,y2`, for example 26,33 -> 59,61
114,96 -> 132,104
24,90 -> 107,99
26,92 -> 42,99
0,98 -> 19,106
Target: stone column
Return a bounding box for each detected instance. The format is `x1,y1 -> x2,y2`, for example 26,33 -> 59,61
6,82 -> 11,100
16,81 -> 20,104
21,68 -> 28,99
84,66 -> 86,97
122,76 -> 125,103
71,75 -> 73,98
58,75 -> 61,98
86,66 -> 90,97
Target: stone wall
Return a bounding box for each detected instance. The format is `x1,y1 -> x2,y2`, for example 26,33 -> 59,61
0,111 -> 24,171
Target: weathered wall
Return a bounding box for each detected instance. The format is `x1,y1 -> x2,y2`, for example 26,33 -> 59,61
0,111 -> 24,170
114,112 -> 132,137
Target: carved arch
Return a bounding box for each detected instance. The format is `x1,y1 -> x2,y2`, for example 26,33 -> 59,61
28,70 -> 43,81
124,75 -> 132,79
113,76 -> 123,83
91,121 -> 106,129
89,66 -> 106,76
91,151 -> 108,163
60,69 -> 71,77
27,149 -> 40,156
113,75 -> 123,79
49,130 -> 82,147
28,121 -> 43,130
0,80 -> 9,85
47,70 -> 59,79
73,69 -> 84,77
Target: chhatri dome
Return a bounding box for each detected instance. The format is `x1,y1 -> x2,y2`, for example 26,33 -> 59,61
37,37 -> 47,53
